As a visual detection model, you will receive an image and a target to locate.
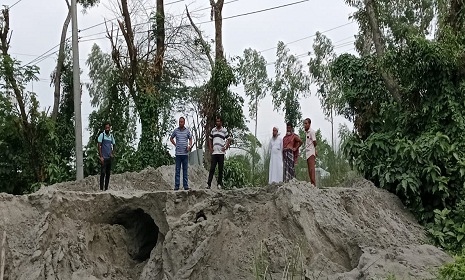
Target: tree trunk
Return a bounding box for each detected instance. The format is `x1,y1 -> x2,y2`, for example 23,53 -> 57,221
210,0 -> 225,61
154,0 -> 165,83
52,9 -> 71,121
252,94 -> 258,186
447,0 -> 465,35
364,0 -> 402,102
203,0 -> 225,168
0,8 -> 28,127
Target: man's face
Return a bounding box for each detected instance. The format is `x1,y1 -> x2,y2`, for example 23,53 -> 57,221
304,120 -> 310,131
179,118 -> 185,128
286,125 -> 292,133
272,127 -> 278,137
105,124 -> 111,133
216,118 -> 222,127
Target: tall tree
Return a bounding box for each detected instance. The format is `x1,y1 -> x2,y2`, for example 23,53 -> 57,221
308,32 -> 339,150
271,41 -> 311,126
84,44 -> 138,175
52,0 -> 100,121
237,48 -> 269,184
187,2 -> 247,167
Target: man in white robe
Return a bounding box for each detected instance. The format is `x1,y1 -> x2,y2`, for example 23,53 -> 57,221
269,127 -> 283,184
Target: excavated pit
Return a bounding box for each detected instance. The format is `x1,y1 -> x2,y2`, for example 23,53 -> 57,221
110,208 -> 159,262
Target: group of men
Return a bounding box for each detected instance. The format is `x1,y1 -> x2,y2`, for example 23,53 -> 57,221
97,116 -> 316,191
269,119 -> 317,186
170,116 -> 230,190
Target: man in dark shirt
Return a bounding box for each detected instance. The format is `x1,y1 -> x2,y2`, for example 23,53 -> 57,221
98,122 -> 116,191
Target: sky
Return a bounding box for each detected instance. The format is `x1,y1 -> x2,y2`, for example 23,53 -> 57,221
3,0 -> 358,154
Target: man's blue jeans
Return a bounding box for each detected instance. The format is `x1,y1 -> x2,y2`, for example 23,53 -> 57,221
175,155 -> 189,190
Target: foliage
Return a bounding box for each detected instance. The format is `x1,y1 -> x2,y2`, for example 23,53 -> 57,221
236,48 -> 269,184
236,48 -> 269,119
208,59 -> 247,132
252,241 -> 270,280
222,155 -> 250,189
308,32 -> 339,119
271,41 -> 311,126
438,253 -> 465,280
84,44 -> 142,175
331,0 -> 465,251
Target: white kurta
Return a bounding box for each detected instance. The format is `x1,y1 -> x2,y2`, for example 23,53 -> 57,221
269,136 -> 283,184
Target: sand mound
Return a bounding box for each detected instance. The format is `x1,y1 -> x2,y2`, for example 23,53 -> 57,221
0,166 -> 451,279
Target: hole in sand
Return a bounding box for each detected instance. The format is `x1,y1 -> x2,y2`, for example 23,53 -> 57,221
111,208 -> 159,262
195,210 -> 207,223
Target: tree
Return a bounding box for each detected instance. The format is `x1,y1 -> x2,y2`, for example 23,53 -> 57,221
271,41 -> 311,126
186,1 -> 247,167
84,44 -> 138,175
52,0 -> 100,121
308,32 -> 340,150
236,48 -> 269,185
0,7 -> 50,193
331,0 -> 465,251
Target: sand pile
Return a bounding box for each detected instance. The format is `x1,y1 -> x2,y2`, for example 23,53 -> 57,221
0,166 -> 451,279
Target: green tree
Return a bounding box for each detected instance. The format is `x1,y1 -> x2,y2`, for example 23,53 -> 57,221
84,44 -> 138,175
329,0 -> 465,251
271,41 -> 311,126
308,32 -> 340,149
236,48 -> 269,184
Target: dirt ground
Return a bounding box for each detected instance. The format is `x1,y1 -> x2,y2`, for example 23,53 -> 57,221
0,165 -> 452,279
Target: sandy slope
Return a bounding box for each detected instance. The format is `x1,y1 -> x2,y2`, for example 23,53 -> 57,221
0,166 -> 451,279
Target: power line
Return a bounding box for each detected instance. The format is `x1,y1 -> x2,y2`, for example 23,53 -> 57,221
9,0 -> 24,9
22,0 -> 339,68
259,21 -> 355,53
77,0 -> 240,36
223,0 -> 309,21
24,38 -> 70,66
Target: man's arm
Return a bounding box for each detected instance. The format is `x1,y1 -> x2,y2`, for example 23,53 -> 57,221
312,130 -> 317,147
98,143 -> 102,157
294,135 -> 303,151
208,137 -> 213,153
170,130 -> 176,146
98,134 -> 103,164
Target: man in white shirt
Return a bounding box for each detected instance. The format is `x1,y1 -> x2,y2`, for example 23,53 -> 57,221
304,118 -> 317,186
207,116 -> 231,189
268,127 -> 283,184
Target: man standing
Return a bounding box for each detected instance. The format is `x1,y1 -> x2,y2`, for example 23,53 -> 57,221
282,122 -> 302,182
207,116 -> 231,189
269,127 -> 283,184
304,118 -> 317,186
98,122 -> 116,191
170,117 -> 193,191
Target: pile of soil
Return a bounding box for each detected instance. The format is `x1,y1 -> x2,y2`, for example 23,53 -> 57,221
0,166 -> 451,279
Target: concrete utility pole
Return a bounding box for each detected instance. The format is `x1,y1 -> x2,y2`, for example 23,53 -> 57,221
71,0 -> 84,180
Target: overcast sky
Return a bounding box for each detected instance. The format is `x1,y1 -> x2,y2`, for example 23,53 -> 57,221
4,0 -> 358,153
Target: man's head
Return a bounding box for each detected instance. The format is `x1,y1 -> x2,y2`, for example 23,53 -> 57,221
304,118 -> 311,131
179,117 -> 185,129
272,127 -> 279,137
215,116 -> 222,128
104,122 -> 111,134
286,122 -> 293,133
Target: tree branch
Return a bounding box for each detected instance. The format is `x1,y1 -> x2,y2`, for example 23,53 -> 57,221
185,6 -> 214,70
52,9 -> 71,121
364,0 -> 402,102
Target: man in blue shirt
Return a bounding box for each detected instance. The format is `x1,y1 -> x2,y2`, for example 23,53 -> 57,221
170,117 -> 193,190
98,122 -> 116,191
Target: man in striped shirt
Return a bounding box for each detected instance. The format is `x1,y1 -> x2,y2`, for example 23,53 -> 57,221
170,117 -> 193,191
207,116 -> 231,189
